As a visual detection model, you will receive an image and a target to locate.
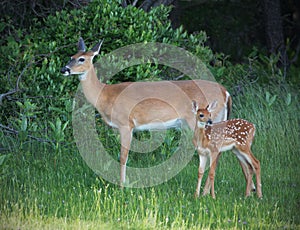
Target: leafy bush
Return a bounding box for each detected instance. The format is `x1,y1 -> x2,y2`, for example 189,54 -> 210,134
0,0 -> 213,145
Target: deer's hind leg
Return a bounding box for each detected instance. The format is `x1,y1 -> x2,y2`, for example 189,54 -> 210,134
234,148 -> 262,198
238,157 -> 256,192
248,150 -> 262,198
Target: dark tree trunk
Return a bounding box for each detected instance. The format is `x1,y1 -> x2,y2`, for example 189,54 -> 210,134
263,0 -> 289,76
141,0 -> 175,12
123,0 -> 179,28
169,0 -> 181,28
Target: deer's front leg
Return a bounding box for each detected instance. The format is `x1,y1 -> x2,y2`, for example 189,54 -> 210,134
194,154 -> 208,198
119,127 -> 133,187
203,152 -> 221,197
208,157 -> 218,199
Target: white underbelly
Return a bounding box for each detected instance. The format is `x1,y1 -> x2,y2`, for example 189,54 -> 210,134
133,119 -> 183,131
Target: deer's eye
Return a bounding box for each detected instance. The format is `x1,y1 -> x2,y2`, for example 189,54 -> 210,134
78,57 -> 85,63
199,114 -> 204,118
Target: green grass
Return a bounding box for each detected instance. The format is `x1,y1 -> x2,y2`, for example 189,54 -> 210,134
0,83 -> 299,229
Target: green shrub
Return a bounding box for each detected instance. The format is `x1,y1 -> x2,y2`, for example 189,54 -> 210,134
0,0 -> 212,144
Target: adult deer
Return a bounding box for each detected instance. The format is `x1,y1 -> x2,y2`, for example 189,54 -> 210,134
61,37 -> 250,187
192,100 -> 262,198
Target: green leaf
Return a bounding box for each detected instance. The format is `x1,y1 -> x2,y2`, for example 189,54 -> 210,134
21,117 -> 28,131
0,154 -> 10,166
285,93 -> 291,106
56,118 -> 62,132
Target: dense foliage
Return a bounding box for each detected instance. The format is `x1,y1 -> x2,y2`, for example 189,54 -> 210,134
0,0 -> 212,145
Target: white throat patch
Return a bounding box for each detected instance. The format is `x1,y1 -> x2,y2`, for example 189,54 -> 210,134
78,72 -> 87,81
197,121 -> 207,128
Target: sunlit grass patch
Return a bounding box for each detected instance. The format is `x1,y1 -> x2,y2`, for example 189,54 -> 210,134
0,84 -> 299,229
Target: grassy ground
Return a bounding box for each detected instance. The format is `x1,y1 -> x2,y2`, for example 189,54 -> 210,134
0,83 -> 299,229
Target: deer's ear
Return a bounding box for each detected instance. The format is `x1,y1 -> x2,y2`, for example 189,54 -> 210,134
91,39 -> 103,56
78,37 -> 86,52
192,100 -> 198,114
207,100 -> 218,113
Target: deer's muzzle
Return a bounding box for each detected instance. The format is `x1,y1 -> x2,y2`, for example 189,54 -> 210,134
61,66 -> 71,76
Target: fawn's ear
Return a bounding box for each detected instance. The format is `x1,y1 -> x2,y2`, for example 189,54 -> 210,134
192,100 -> 198,114
207,100 -> 218,113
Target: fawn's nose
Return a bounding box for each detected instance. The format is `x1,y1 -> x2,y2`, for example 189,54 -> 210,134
207,119 -> 212,125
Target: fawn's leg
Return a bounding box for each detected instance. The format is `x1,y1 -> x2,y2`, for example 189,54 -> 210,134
245,165 -> 254,197
248,150 -> 262,198
203,152 -> 221,197
207,154 -> 218,199
195,155 -> 208,198
238,158 -> 256,192
234,149 -> 254,197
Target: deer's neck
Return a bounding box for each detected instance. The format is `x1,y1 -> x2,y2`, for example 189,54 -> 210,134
79,66 -> 105,107
194,125 -> 209,149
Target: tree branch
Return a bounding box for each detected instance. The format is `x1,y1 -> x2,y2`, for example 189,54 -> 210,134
0,43 -> 71,105
290,41 -> 300,64
0,123 -> 54,143
173,74 -> 185,80
0,60 -> 32,105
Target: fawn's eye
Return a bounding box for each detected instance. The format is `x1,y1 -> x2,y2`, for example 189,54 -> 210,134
78,57 -> 85,63
199,114 -> 204,118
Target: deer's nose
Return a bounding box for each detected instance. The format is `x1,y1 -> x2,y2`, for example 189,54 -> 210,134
61,66 -> 70,75
207,119 -> 212,125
